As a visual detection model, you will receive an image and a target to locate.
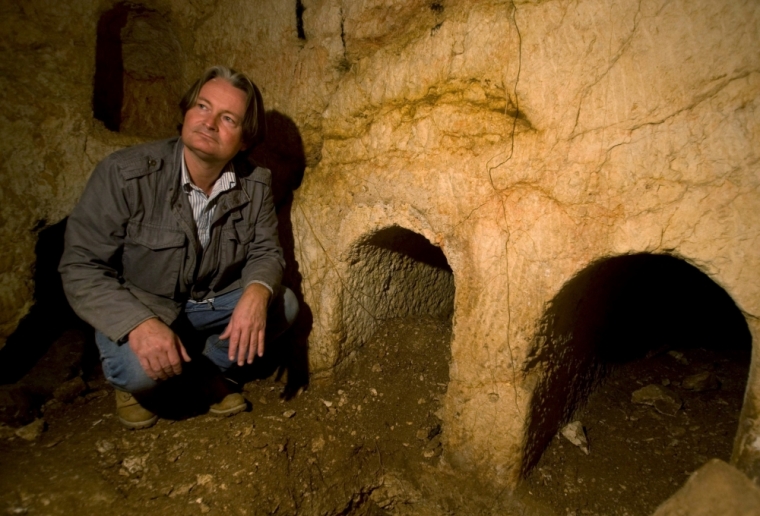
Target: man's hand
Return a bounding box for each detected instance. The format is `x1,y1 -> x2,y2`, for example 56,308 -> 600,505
220,283 -> 271,366
128,318 -> 191,380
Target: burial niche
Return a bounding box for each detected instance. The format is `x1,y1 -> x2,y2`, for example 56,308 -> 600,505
340,226 -> 455,363
521,254 -> 751,514
93,3 -> 183,138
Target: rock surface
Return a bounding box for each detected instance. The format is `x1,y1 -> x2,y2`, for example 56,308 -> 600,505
632,384 -> 683,417
652,459 -> 760,516
1,0 -> 759,489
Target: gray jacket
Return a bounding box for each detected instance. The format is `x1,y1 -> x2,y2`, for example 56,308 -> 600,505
59,137 -> 285,342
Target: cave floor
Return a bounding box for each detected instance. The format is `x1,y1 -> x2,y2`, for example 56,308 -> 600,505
520,344 -> 749,516
0,318 -> 749,516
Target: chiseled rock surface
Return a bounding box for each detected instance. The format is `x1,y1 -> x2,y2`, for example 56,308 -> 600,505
651,459 -> 760,516
2,0 -> 759,488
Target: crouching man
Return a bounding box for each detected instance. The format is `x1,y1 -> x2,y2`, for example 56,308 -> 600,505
60,66 -> 298,429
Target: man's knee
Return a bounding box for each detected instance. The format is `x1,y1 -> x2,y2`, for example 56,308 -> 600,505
96,331 -> 159,394
102,359 -> 158,394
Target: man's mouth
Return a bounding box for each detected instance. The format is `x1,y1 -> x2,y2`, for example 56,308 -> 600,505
195,130 -> 217,142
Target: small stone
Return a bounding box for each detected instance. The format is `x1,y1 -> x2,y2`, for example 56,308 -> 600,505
168,482 -> 195,498
15,419 -> 45,441
321,399 -> 333,408
283,409 -> 296,418
416,429 -> 428,440
53,377 -> 87,403
122,454 -> 149,475
196,474 -> 213,487
667,350 -> 689,365
311,436 -> 325,452
560,421 -> 589,455
632,384 -> 683,416
371,364 -> 382,372
95,439 -> 115,454
682,371 -> 720,392
370,388 -> 378,396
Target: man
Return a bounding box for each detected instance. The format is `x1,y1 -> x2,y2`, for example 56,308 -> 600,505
60,66 -> 298,429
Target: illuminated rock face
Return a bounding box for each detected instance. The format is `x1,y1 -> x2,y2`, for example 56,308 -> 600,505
3,0 -> 759,486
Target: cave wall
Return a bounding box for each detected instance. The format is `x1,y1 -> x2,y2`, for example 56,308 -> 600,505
1,0 -> 759,487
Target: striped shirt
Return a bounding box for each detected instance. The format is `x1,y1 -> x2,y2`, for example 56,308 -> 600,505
181,157 -> 237,249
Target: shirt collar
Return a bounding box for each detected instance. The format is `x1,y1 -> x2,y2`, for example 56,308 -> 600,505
181,156 -> 237,195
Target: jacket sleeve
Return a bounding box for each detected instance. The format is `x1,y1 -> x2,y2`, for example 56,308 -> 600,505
240,168 -> 285,295
59,156 -> 157,342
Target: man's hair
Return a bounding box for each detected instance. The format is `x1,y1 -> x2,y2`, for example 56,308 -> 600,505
179,65 -> 266,150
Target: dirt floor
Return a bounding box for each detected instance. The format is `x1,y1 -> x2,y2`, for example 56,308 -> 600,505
520,345 -> 750,516
0,317 -> 750,516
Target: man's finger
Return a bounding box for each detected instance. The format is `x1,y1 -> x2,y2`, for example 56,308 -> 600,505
138,356 -> 158,380
166,345 -> 183,376
148,356 -> 169,380
237,330 -> 251,366
178,340 -> 191,363
226,326 -> 239,362
257,328 -> 266,358
156,353 -> 176,378
246,332 -> 257,364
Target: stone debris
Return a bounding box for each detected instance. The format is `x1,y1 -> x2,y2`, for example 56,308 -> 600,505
560,421 -> 589,455
168,482 -> 196,498
682,371 -> 720,392
652,459 -> 760,515
14,418 -> 45,441
121,454 -> 149,475
95,439 -> 115,454
667,351 -> 689,365
631,384 -> 683,416
52,376 -> 86,403
283,409 -> 296,418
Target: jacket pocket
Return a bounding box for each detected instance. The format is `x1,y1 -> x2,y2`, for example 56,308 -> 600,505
123,222 -> 186,297
219,221 -> 255,278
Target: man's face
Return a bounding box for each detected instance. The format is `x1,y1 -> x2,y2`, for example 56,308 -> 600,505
181,78 -> 247,165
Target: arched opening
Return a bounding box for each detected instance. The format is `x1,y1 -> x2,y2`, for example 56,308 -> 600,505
93,3 -> 183,138
340,225 -> 454,363
521,254 -> 751,514
333,225 -> 455,492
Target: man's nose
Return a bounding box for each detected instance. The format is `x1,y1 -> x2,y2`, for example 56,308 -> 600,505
203,113 -> 218,131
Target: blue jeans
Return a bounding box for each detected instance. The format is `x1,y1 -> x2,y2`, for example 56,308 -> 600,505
95,286 -> 299,393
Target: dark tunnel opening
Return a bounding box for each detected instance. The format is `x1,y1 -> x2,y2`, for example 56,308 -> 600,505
93,3 -> 182,138
0,219 -> 93,426
342,225 -> 455,362
521,253 -> 752,513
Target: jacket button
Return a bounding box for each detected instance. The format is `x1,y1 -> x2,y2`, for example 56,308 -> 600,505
148,159 -> 157,167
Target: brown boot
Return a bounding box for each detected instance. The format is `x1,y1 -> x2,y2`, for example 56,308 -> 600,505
207,375 -> 247,417
209,392 -> 247,417
115,390 -> 158,429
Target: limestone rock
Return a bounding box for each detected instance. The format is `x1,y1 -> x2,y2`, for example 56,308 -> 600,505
3,0 -> 760,490
632,385 -> 683,416
53,377 -> 87,403
652,459 -> 760,516
15,418 -> 46,441
682,372 -> 720,392
560,421 -> 590,455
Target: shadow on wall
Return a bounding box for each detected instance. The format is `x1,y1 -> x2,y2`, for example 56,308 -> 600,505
0,220 -> 93,385
93,2 -> 183,138
521,253 -> 752,476
245,110 -> 310,398
340,226 -> 455,365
